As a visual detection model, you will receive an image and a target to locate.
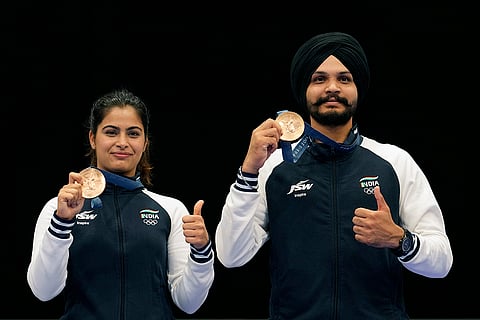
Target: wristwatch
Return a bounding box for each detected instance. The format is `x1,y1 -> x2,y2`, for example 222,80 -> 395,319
392,228 -> 414,257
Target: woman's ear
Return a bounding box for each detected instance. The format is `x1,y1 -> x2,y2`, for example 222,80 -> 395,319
89,131 -> 95,149
143,138 -> 148,152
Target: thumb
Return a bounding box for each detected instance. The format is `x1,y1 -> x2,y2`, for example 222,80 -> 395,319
193,199 -> 204,216
373,186 -> 389,212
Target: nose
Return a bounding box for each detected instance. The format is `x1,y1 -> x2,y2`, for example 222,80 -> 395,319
116,132 -> 129,148
325,80 -> 340,94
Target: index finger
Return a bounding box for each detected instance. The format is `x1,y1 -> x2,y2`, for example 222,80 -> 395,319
68,171 -> 83,185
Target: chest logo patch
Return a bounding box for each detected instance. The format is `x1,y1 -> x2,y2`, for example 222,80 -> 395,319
359,176 -> 379,195
140,209 -> 160,226
287,179 -> 313,198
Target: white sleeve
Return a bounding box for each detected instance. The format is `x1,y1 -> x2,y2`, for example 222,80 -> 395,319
215,183 -> 270,268
156,195 -> 215,314
215,150 -> 287,268
27,197 -> 72,301
396,153 -> 453,278
362,137 -> 453,278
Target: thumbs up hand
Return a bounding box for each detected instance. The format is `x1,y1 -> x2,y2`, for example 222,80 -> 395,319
182,200 -> 210,249
352,186 -> 404,248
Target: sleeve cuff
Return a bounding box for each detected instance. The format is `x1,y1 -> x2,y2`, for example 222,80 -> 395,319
234,166 -> 259,192
48,210 -> 75,239
190,240 -> 213,263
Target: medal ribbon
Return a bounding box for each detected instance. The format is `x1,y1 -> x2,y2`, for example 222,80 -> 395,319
280,122 -> 360,163
89,167 -> 144,208
98,168 -> 144,190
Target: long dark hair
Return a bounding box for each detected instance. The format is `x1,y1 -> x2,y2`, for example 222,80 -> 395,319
86,89 -> 154,187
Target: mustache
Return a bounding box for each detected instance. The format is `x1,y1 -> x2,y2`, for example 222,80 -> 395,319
313,94 -> 351,107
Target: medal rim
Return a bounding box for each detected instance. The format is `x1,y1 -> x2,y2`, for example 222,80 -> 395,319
79,167 -> 106,199
276,111 -> 305,142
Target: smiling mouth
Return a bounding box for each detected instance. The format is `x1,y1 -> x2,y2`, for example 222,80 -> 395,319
112,153 -> 132,159
324,101 -> 343,107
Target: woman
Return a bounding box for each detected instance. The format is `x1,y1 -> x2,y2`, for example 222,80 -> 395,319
27,89 -> 214,319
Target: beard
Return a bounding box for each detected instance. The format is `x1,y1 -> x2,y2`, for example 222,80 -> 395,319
307,94 -> 357,126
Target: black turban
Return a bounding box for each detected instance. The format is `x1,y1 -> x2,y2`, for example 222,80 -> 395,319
290,32 -> 370,109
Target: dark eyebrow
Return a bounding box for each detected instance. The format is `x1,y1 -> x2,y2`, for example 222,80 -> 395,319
101,125 -> 143,131
127,126 -> 143,131
101,125 -> 119,130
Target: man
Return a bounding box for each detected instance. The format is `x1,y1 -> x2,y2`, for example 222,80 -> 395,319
215,32 -> 453,319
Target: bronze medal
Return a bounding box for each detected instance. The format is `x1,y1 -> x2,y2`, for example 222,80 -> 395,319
276,111 -> 305,142
79,167 -> 106,199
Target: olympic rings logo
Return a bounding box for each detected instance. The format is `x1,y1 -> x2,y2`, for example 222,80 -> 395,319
363,187 -> 375,195
143,219 -> 158,226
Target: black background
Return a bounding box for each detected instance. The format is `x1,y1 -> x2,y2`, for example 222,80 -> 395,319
11,1 -> 476,319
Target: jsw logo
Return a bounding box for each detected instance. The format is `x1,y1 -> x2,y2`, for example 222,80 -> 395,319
76,211 -> 98,220
287,180 -> 314,195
